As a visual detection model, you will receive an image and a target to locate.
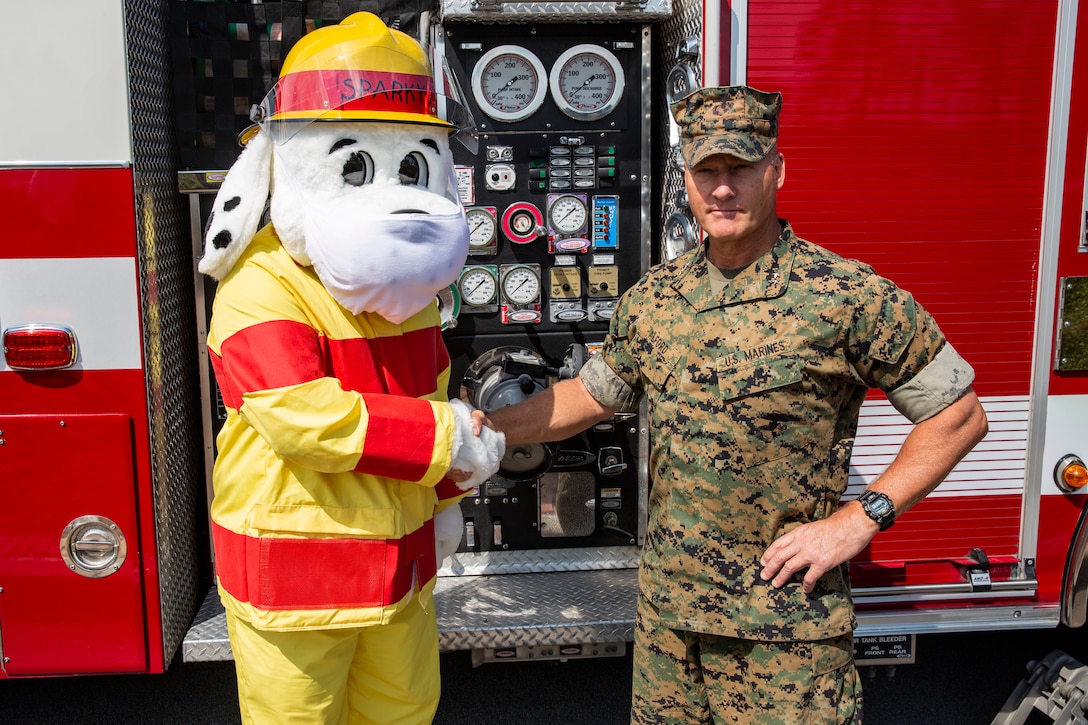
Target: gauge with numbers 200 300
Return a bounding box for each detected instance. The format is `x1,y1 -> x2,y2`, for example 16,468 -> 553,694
458,266 -> 498,307
470,45 -> 548,123
549,44 -> 625,122
501,265 -> 541,305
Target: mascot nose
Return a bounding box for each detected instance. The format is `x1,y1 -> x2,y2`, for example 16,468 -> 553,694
393,209 -> 428,214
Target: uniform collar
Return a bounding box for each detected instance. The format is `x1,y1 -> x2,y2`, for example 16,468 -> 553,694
672,220 -> 796,312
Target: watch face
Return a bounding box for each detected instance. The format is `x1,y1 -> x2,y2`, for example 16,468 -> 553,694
861,491 -> 895,530
868,496 -> 893,516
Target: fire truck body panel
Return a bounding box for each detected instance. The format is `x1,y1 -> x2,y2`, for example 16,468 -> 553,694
0,3 -> 132,166
1,0 -> 1087,676
0,0 -> 204,677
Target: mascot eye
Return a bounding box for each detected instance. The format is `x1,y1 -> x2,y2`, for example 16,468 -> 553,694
342,151 -> 374,186
398,152 -> 429,187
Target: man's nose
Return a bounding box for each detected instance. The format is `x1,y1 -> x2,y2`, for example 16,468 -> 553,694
711,175 -> 737,198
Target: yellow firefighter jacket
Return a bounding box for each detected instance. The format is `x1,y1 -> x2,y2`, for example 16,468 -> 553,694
206,225 -> 463,631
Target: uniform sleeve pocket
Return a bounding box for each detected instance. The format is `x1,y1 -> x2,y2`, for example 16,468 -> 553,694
640,345 -> 684,392
247,503 -> 396,537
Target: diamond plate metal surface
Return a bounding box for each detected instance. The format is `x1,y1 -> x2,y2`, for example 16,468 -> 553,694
440,545 -> 639,576
184,567 -> 638,661
436,568 -> 638,650
183,590 -> 234,663
128,0 -> 205,669
441,0 -> 670,21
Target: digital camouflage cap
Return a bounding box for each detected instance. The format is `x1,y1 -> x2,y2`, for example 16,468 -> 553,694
670,85 -> 782,167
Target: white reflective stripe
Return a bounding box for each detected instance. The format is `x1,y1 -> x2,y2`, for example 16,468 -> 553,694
1041,394 -> 1088,496
0,258 -> 142,371
0,3 -> 131,165
846,396 -> 1030,498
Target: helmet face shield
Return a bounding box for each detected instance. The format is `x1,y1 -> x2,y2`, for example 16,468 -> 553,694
435,51 -> 479,154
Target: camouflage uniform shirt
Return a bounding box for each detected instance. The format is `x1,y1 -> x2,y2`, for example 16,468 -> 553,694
580,221 -> 974,642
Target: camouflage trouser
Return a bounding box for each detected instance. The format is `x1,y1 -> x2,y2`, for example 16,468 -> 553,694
631,597 -> 862,724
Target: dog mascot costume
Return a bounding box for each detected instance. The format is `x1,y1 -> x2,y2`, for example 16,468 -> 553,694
198,13 -> 504,724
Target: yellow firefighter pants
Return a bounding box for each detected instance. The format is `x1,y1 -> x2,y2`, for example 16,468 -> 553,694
225,602 -> 441,725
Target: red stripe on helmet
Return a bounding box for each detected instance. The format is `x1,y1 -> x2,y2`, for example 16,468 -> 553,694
274,69 -> 438,117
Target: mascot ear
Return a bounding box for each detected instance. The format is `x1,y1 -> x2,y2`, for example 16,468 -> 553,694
198,130 -> 273,280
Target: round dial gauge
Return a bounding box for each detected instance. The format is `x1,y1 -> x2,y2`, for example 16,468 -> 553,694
501,265 -> 541,305
501,202 -> 544,244
470,45 -> 548,123
465,207 -> 497,247
548,194 -> 588,235
511,211 -> 535,235
549,44 -> 625,122
458,267 -> 497,306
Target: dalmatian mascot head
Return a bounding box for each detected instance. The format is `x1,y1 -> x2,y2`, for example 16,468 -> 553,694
198,12 -> 472,324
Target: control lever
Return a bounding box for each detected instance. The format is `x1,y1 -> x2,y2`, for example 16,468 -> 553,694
598,446 -> 628,476
963,547 -> 993,592
561,343 -> 588,379
602,513 -> 634,543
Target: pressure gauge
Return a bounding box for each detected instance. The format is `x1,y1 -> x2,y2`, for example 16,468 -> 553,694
548,194 -> 589,236
470,45 -> 548,123
549,44 -> 625,122
458,266 -> 498,307
511,211 -> 535,236
501,202 -> 544,245
466,206 -> 498,250
501,264 -> 542,305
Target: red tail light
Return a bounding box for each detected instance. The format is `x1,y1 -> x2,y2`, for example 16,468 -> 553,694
2,324 -> 78,371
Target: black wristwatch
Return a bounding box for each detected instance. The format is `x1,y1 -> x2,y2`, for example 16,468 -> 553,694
859,490 -> 896,531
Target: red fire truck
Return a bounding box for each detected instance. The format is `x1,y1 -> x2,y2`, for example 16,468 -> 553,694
1,0 -> 1086,681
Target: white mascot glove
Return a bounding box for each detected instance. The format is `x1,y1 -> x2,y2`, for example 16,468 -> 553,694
448,398 -> 505,492
434,504 -> 464,564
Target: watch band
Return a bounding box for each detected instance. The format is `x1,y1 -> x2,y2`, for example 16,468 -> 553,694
859,490 -> 896,531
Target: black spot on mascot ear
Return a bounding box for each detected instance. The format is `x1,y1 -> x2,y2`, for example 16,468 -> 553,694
213,230 -> 234,250
224,196 -> 242,212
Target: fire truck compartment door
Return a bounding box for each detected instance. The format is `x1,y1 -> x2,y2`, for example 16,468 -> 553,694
0,414 -> 145,676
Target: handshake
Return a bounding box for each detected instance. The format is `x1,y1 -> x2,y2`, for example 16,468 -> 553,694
446,398 -> 505,492
435,399 -> 505,562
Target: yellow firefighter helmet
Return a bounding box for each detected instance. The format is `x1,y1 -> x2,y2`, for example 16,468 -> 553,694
261,12 -> 451,129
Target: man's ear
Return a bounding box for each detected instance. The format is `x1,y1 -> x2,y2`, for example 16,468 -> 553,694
774,152 -> 786,190
197,130 -> 272,280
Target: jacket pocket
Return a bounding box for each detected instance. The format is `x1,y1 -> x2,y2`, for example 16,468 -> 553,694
717,354 -> 803,401
241,504 -> 398,613
246,503 -> 396,538
715,355 -> 808,470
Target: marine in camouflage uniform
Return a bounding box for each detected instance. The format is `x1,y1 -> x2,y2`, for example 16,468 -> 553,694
581,220 -> 972,723
484,85 -> 987,724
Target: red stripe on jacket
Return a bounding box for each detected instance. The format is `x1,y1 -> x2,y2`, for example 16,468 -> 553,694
210,320 -> 449,480
354,396 -> 436,480
213,319 -> 447,404
213,519 -> 437,611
